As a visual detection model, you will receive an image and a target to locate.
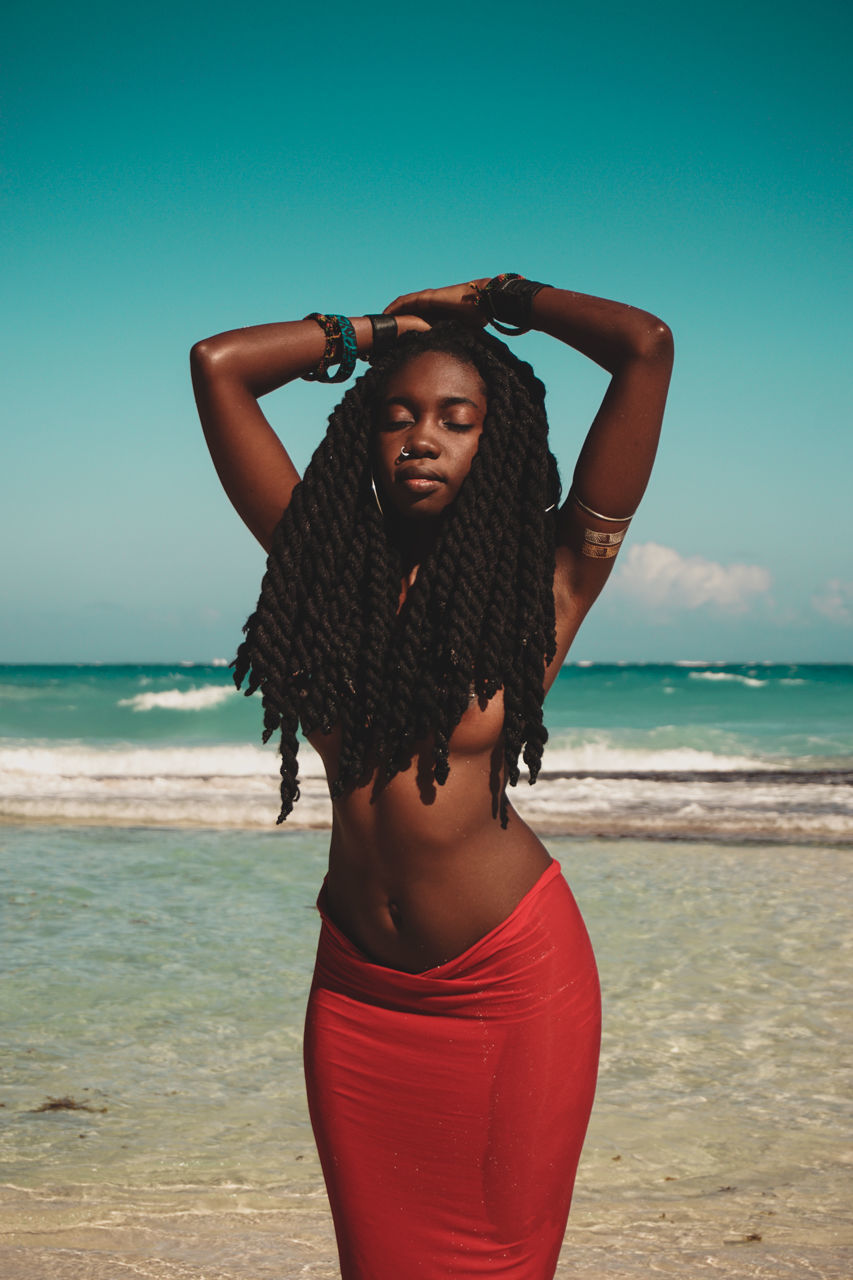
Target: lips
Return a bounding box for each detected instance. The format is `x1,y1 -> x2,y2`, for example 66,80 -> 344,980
396,466 -> 444,484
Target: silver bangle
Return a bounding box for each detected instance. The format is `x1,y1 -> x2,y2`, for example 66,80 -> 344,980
570,487 -> 636,523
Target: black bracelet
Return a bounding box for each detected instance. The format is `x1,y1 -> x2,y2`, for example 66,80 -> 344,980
479,276 -> 550,335
365,314 -> 398,362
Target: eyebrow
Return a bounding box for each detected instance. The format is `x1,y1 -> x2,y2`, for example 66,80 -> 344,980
384,395 -> 482,409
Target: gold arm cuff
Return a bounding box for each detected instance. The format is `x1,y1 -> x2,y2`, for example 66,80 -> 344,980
570,487 -> 636,523
581,541 -> 621,559
583,527 -> 625,546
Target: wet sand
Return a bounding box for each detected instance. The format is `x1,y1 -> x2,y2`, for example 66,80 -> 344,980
2,1179 -> 851,1279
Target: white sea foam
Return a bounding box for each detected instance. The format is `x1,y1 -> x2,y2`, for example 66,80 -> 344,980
0,739 -> 764,784
688,671 -> 767,688
0,741 -> 330,828
0,741 -> 325,779
512,774 -> 853,840
118,685 -> 236,712
1,740 -> 849,839
535,742 -> 772,774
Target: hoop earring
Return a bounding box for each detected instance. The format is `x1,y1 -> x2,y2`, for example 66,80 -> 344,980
371,474 -> 384,516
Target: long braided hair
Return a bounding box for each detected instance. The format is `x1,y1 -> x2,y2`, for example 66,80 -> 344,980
233,323 -> 561,824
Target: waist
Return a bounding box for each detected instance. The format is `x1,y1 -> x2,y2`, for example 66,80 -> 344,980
313,859 -> 598,1015
323,806 -> 552,972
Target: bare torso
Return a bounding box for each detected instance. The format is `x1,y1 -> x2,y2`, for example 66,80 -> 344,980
310,685 -> 552,973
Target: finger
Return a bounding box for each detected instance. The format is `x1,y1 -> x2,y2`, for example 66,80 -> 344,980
385,288 -> 441,316
384,292 -> 423,315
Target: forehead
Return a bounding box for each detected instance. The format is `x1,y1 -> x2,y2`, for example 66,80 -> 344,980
383,351 -> 487,404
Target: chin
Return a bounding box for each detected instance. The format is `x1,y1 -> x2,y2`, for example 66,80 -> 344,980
395,494 -> 455,519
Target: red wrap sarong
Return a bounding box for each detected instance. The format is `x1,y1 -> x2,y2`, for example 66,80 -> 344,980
304,859 -> 601,1279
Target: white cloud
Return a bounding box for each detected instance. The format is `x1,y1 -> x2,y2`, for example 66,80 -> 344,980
812,579 -> 853,624
613,543 -> 772,613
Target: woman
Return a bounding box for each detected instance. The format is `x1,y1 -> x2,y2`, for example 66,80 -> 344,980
191,276 -> 673,1279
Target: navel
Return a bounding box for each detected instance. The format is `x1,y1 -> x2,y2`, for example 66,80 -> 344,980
387,899 -> 403,932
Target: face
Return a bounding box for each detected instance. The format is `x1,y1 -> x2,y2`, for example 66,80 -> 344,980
373,351 -> 487,519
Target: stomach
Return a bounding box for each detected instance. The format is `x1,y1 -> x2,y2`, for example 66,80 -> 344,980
312,730 -> 553,973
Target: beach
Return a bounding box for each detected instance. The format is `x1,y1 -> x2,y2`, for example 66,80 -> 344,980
1,665 -> 852,1276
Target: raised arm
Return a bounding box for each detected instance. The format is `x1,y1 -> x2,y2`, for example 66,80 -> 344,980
190,318 -> 370,550
529,285 -> 672,639
531,287 -> 671,520
191,314 -> 427,550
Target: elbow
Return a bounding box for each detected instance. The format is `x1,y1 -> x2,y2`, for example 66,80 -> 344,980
189,337 -> 236,410
189,336 -> 222,376
190,335 -> 242,395
634,317 -> 674,364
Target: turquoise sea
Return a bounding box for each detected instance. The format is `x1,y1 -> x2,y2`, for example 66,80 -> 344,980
1,664 -> 852,1277
1,662 -> 851,839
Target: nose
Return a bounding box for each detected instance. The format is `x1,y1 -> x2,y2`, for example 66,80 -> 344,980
399,419 -> 441,459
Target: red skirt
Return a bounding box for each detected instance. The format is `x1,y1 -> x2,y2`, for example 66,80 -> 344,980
304,859 -> 601,1280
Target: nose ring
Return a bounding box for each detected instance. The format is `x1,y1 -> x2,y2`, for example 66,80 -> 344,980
399,445 -> 412,460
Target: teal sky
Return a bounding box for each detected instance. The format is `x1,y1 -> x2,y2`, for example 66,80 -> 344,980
2,0 -> 851,662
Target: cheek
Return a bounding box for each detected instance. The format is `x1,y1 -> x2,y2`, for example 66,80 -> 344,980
460,432 -> 484,474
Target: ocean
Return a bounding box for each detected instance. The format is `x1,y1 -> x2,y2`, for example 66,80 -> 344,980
1,663 -> 851,1277
1,661 -> 851,840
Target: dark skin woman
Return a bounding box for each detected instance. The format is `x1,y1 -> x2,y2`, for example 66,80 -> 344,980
191,278 -> 673,1279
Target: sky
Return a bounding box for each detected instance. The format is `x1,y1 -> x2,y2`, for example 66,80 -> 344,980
1,0 -> 851,663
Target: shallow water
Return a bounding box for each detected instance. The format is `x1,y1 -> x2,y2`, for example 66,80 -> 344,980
1,825 -> 851,1276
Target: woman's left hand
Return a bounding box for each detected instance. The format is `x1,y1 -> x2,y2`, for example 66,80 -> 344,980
383,281 -> 489,327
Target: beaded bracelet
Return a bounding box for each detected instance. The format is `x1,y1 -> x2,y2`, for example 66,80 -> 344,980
301,313 -> 339,381
301,313 -> 359,383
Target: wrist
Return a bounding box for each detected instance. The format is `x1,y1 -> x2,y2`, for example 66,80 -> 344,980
473,275 -> 551,335
301,313 -> 361,383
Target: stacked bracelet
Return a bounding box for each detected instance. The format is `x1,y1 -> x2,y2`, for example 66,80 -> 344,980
472,274 -> 549,335
301,313 -> 358,383
302,313 -> 337,381
337,315 -> 358,380
365,314 -> 398,363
